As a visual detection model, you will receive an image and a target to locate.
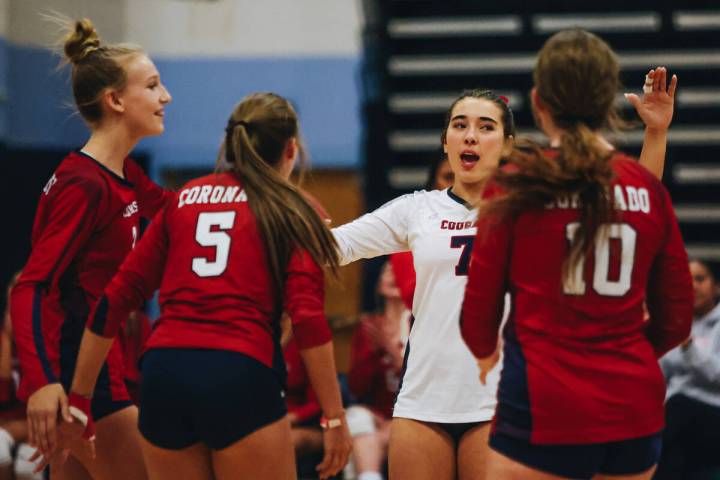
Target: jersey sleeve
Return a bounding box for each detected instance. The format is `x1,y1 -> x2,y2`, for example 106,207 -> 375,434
332,194 -> 413,266
11,179 -> 105,395
460,216 -> 512,359
126,159 -> 174,219
390,252 -> 416,310
645,187 -> 693,357
87,204 -> 171,338
284,250 -> 332,350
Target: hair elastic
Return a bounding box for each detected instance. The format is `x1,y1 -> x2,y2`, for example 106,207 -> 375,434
226,119 -> 251,134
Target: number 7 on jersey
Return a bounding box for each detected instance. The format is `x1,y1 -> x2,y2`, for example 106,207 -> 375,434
451,235 -> 475,276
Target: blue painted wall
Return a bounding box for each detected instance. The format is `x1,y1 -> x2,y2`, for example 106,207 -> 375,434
5,43 -> 362,170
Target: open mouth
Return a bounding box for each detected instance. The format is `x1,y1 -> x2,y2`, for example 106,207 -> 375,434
460,152 -> 479,169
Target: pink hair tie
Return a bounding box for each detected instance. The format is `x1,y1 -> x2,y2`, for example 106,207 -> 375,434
498,95 -> 509,104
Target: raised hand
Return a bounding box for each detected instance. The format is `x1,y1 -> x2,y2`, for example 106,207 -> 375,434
625,67 -> 678,131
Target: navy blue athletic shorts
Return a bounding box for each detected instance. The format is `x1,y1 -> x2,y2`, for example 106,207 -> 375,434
139,348 -> 287,450
489,430 -> 662,479
434,421 -> 488,444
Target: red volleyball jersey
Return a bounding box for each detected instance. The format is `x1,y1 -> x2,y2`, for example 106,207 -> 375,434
11,151 -> 170,400
461,153 -> 693,444
389,252 -> 416,311
88,172 -> 332,369
348,314 -> 404,418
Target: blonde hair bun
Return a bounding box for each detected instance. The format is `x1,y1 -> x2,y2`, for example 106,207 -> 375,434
64,18 -> 101,64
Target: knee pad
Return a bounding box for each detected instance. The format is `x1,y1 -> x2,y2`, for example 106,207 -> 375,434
14,443 -> 44,480
346,405 -> 376,437
0,428 -> 13,467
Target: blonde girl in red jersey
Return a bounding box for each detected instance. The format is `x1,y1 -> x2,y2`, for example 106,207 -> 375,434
11,18 -> 172,480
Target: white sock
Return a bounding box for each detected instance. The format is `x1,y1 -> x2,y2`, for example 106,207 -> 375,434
0,428 -> 14,467
358,472 -> 384,480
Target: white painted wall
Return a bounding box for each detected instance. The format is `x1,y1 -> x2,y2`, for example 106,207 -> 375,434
6,0 -> 363,58
0,0 -> 8,38
126,0 -> 362,58
8,0 -> 125,48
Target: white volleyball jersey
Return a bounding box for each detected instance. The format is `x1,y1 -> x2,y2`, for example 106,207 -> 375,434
333,188 -> 500,423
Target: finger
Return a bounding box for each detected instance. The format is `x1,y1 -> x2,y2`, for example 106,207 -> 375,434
27,417 -> 35,448
28,448 -> 43,463
328,452 -> 342,478
84,439 -> 96,460
316,451 -> 333,477
668,74 -> 678,98
659,67 -> 667,92
316,452 -> 331,472
643,70 -> 654,95
317,457 -> 333,480
624,93 -> 641,110
45,412 -> 57,453
35,415 -> 48,454
653,66 -> 663,92
317,453 -> 339,480
50,449 -> 70,472
59,393 -> 72,424
480,370 -> 488,385
32,453 -> 50,474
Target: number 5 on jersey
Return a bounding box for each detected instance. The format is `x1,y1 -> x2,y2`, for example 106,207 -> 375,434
192,211 -> 237,277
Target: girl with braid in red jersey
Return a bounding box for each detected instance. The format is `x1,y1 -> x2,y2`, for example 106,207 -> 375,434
59,93 -> 351,480
460,29 -> 692,480
10,18 -> 172,479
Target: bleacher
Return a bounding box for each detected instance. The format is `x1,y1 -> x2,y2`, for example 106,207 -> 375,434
360,0 -> 720,263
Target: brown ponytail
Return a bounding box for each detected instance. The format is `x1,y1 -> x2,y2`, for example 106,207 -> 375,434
483,29 -> 622,285
218,93 -> 339,313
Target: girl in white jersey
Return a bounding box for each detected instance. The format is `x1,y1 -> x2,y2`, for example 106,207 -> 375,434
333,73 -> 678,479
334,89 -> 514,479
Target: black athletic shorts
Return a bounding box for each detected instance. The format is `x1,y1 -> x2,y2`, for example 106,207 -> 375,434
139,348 -> 287,450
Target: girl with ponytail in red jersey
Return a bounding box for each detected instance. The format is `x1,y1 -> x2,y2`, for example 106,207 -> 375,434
53,93 -> 351,480
461,29 -> 691,480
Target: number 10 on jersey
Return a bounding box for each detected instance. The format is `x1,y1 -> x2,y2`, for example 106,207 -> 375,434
564,222 -> 637,297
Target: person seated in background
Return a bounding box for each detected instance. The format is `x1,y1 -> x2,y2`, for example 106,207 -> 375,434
281,314 -> 325,460
656,259 -> 720,479
346,261 -> 410,480
1,274 -> 42,480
